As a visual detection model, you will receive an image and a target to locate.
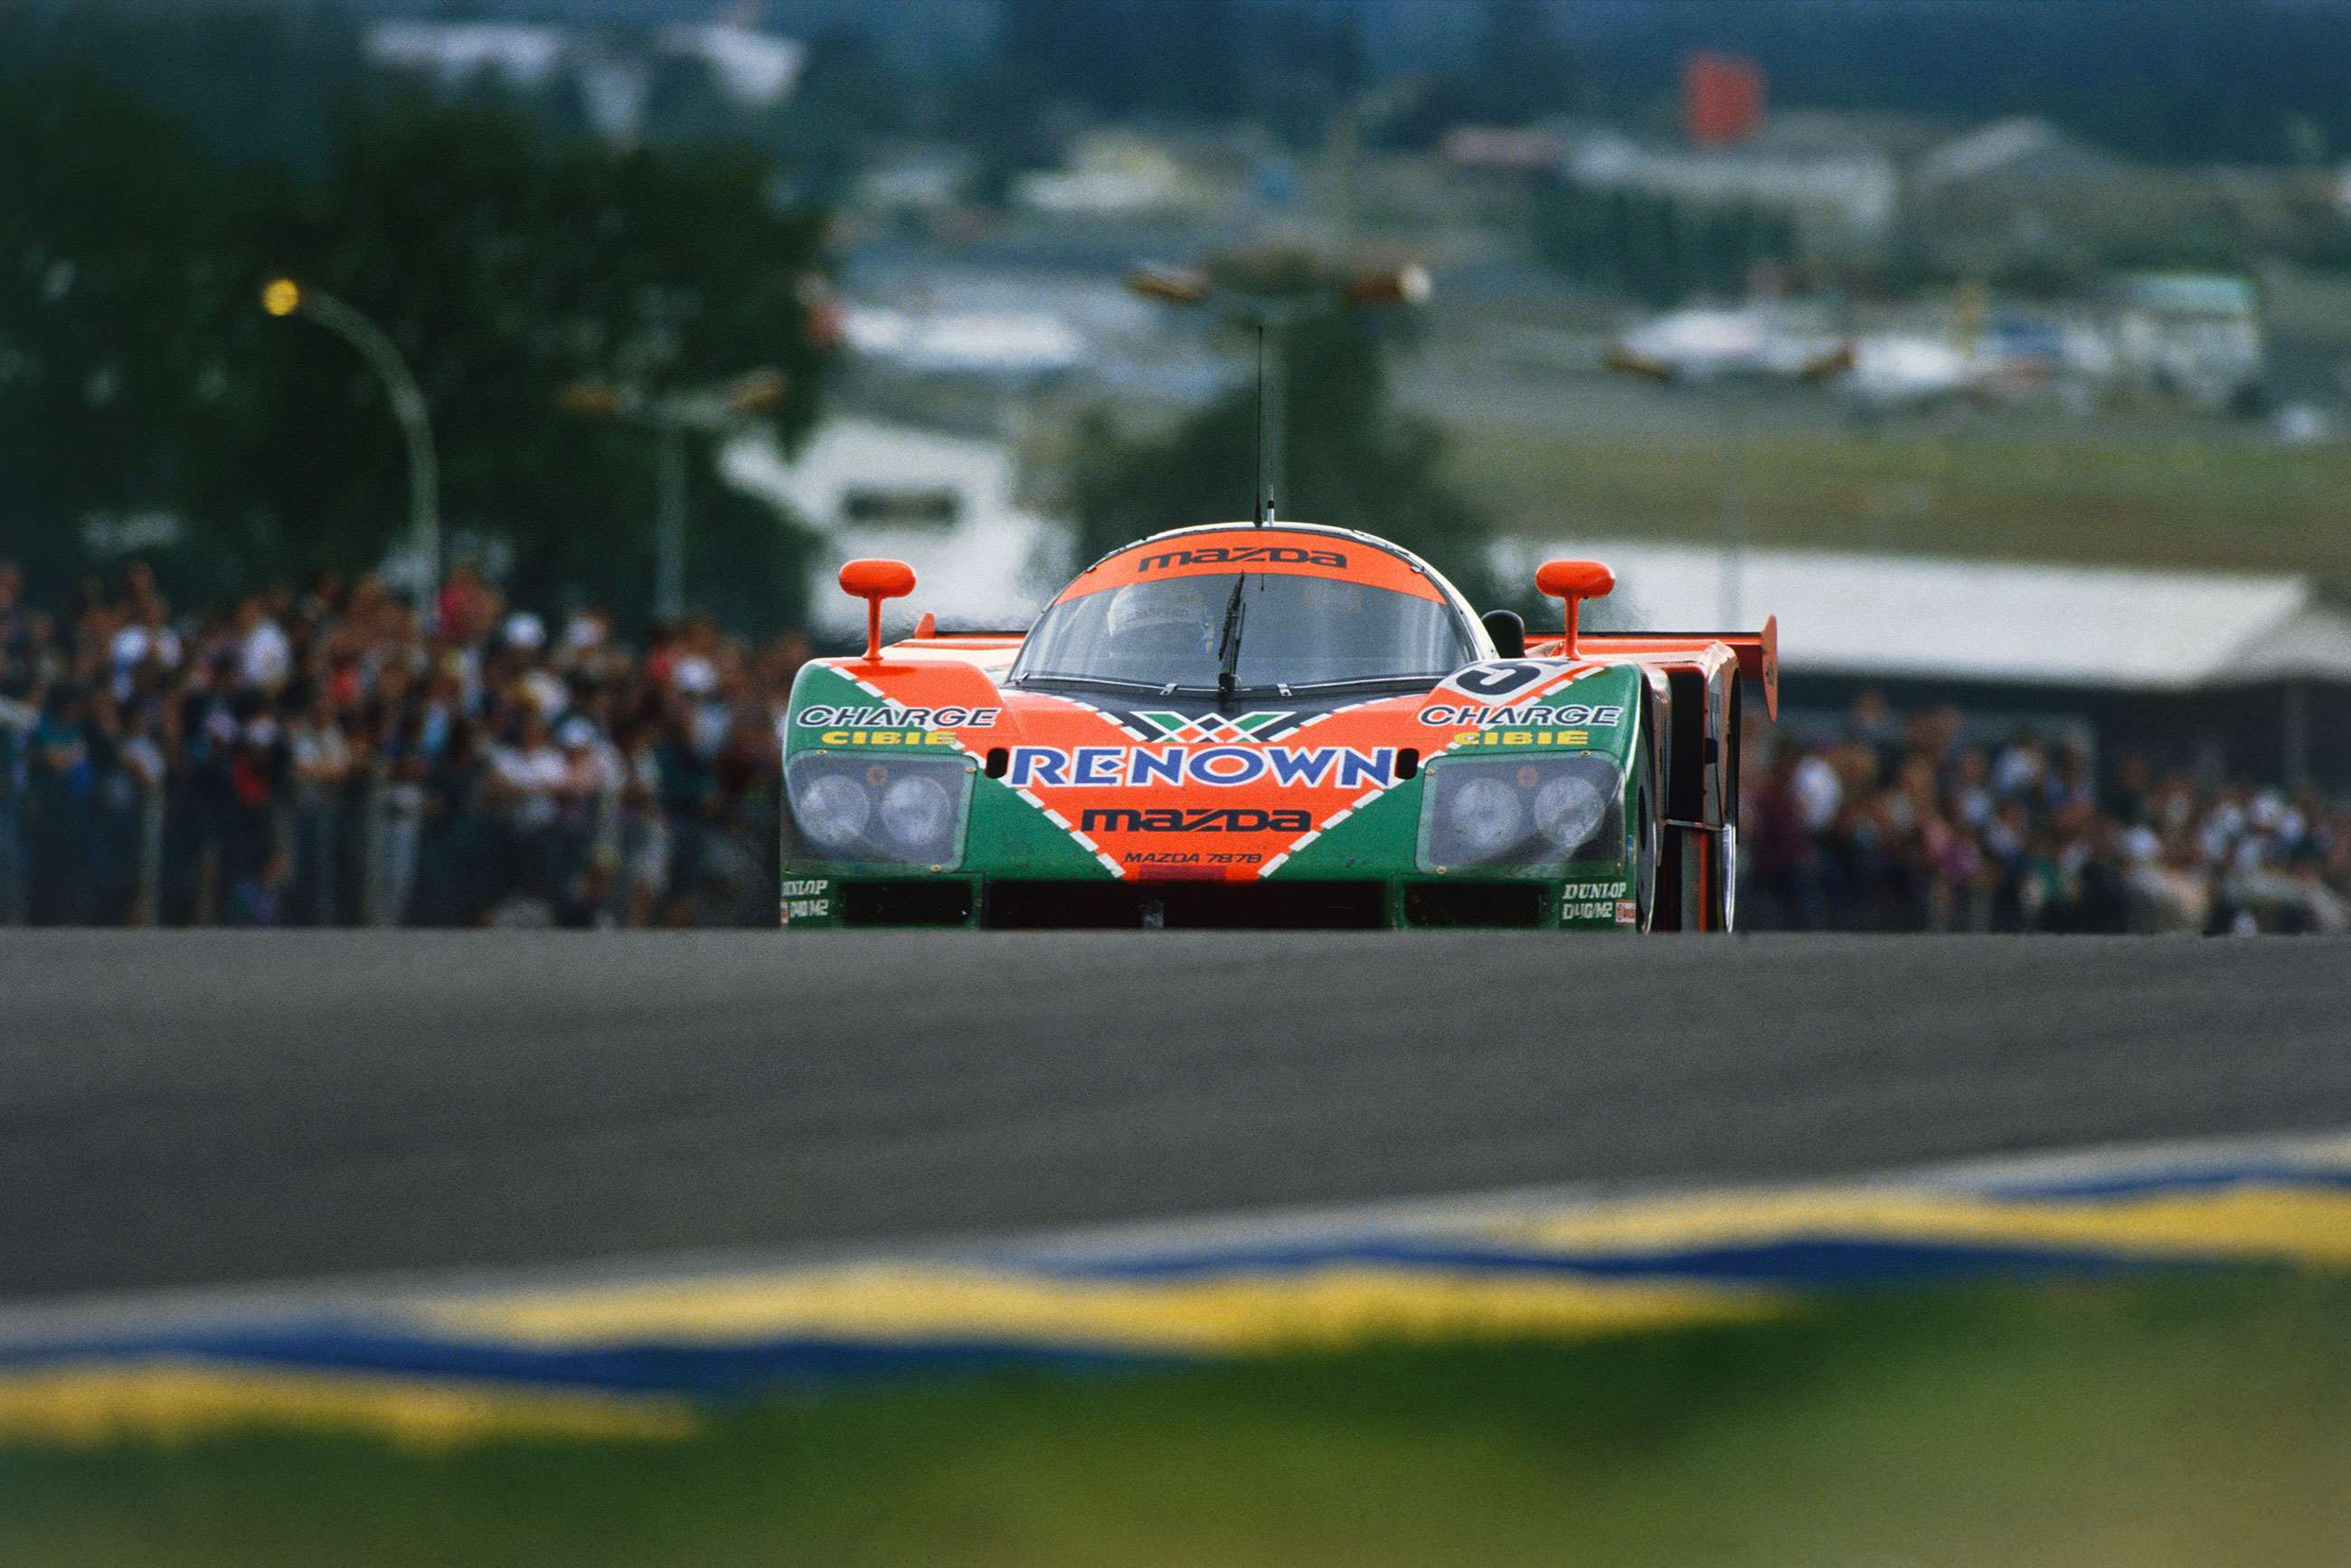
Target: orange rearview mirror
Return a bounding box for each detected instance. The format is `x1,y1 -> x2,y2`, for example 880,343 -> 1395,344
1535,559 -> 1615,657
839,558 -> 916,662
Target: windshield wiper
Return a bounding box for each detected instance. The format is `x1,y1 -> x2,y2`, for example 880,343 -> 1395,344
1279,674 -> 1451,694
1010,672 -> 1168,693
1213,575 -> 1249,704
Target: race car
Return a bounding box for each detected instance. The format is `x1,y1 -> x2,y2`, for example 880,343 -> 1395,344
779,521 -> 1774,930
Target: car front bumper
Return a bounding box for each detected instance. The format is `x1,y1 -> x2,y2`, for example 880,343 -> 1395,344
779,873 -> 1639,930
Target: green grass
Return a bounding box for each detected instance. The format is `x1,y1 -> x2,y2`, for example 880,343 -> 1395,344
1450,421 -> 2351,579
6,1271 -> 2350,1566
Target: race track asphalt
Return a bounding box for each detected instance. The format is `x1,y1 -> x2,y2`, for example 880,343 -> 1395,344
3,931 -> 2347,1302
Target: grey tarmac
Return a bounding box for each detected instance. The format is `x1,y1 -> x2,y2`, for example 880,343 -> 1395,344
2,930 -> 2346,1302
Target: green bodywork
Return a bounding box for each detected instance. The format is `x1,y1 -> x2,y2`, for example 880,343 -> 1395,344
779,661 -> 1648,930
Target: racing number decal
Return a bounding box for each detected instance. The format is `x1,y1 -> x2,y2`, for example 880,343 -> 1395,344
1443,661 -> 1548,698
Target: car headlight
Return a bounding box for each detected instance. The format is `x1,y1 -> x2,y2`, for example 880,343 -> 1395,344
796,773 -> 873,851
1417,753 -> 1622,873
879,773 -> 955,847
1534,770 -> 1610,854
787,751 -> 973,867
1447,775 -> 1525,859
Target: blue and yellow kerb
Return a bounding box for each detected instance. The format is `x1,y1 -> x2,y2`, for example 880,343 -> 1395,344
5,1138 -> 2347,1448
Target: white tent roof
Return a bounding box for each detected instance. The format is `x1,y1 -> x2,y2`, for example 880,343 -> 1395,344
1490,538 -> 2351,691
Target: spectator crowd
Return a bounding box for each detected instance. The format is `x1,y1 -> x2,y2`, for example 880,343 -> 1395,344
0,560 -> 802,928
1743,691 -> 2351,934
3,559 -> 2347,934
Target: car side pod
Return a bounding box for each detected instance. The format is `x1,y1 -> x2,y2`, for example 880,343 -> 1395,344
1534,559 -> 1616,657
839,558 -> 916,663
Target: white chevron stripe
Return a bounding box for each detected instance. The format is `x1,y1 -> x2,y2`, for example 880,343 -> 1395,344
1256,660 -> 1613,879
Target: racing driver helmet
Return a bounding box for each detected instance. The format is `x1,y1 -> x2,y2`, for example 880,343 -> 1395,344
1104,578 -> 1221,656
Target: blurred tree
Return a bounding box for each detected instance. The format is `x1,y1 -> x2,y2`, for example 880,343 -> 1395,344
1372,0 -> 1584,147
0,70 -> 256,597
969,0 -> 1382,192
0,71 -> 836,632
1146,0 -> 1248,123
640,51 -> 745,151
1532,182 -> 1793,306
1464,0 -> 1582,127
764,26 -> 907,209
235,95 -> 836,632
0,2 -> 363,172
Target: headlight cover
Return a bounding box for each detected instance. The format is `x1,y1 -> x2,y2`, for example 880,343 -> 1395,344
787,751 -> 975,868
1417,753 -> 1623,873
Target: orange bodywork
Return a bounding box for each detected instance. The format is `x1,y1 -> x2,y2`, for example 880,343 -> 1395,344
1057,527 -> 1445,602
813,646 -> 1609,882
1533,617 -> 1780,720
792,524 -> 1773,923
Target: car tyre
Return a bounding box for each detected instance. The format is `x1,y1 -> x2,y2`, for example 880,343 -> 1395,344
1707,690 -> 1741,933
1631,711 -> 1660,934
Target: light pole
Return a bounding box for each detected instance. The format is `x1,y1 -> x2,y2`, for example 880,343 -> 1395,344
654,418 -> 689,624
1719,385 -> 1746,628
1126,260 -> 1430,522
1604,339 -> 1850,628
261,279 -> 439,625
558,368 -> 786,624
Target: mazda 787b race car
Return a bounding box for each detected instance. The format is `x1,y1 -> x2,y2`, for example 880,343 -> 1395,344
779,522 -> 1774,931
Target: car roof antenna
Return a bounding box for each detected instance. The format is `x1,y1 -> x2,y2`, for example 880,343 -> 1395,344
1253,322 -> 1274,525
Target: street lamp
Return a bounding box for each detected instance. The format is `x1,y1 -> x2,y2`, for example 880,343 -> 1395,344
1124,259 -> 1431,523
557,368 -> 786,624
1603,339 -> 1850,628
260,279 -> 440,626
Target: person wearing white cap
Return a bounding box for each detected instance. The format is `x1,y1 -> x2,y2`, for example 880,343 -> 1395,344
490,708 -> 566,837
554,714 -> 621,904
503,611 -> 547,652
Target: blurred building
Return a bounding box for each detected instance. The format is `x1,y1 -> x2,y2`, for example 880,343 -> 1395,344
1903,118 -> 2266,301
364,19 -> 802,142
1013,131 -> 1223,219
365,22 -> 569,90
1493,537 -> 2351,786
1912,116 -> 2128,203
839,305 -> 1084,383
722,417 -> 1062,645
2110,274 -> 2266,413
1563,119 -> 1902,250
856,146 -> 978,217
1682,53 -> 1765,148
1440,126 -> 1568,180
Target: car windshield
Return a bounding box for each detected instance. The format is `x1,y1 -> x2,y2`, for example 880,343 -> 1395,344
1012,571 -> 1475,693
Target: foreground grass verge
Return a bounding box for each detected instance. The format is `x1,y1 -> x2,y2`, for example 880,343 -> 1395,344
5,1271 -> 2347,1566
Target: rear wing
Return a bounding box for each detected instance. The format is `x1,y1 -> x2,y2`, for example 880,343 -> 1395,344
1528,615 -> 1779,720
891,611 -> 1029,653
897,631 -> 1026,645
